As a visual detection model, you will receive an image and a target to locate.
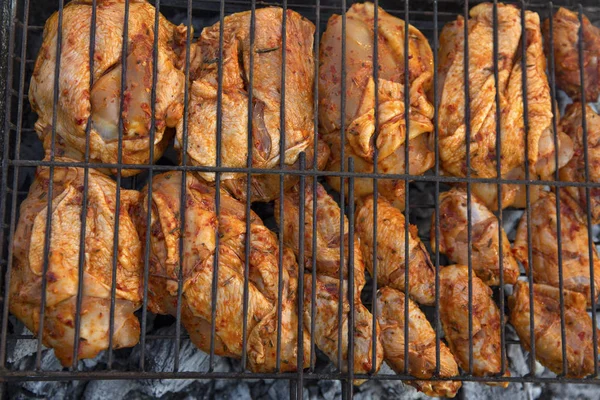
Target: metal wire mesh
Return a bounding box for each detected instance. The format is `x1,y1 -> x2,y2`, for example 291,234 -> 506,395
0,0 -> 599,398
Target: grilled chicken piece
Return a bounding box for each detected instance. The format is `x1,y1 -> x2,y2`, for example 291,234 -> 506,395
376,287 -> 461,397
513,191 -> 600,306
181,7 -> 316,202
304,274 -> 384,383
9,161 -> 142,366
319,2 -> 434,210
509,281 -> 599,378
431,188 -> 519,286
439,4 -> 572,210
355,195 -> 436,305
559,103 -> 600,224
138,172 -> 309,372
439,265 -> 509,386
29,0 -> 187,177
275,182 -> 366,294
543,7 -> 600,102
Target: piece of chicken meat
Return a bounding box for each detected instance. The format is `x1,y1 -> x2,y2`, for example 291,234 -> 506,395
543,7 -> 600,103
137,172 -> 309,372
509,281 -> 599,378
9,161 -> 142,366
559,103 -> 600,224
319,2 -> 435,210
431,188 -> 519,286
355,195 -> 436,305
29,0 -> 187,177
376,287 -> 461,397
439,265 -> 510,386
180,7 -> 317,202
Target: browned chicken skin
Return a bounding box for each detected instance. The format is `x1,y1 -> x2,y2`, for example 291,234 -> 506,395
137,172 -> 309,372
439,265 -> 510,386
29,0 -> 187,177
376,287 -> 461,397
9,161 -> 142,366
355,195 -> 436,305
543,7 -> 600,102
439,3 -> 572,210
181,7 -> 317,203
513,191 -> 600,306
509,281 -> 599,378
559,103 -> 600,224
431,188 -> 519,286
319,2 -> 435,210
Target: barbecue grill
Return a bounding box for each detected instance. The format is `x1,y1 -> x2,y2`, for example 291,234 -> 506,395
1,0 -> 599,399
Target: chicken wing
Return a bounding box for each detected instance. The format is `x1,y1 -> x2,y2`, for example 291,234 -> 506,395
431,188 -> 519,286
137,172 -> 309,372
376,287 -> 461,397
29,0 -> 187,177
543,7 -> 600,102
180,7 -> 316,202
9,161 -> 142,366
355,195 -> 436,305
559,103 -> 600,224
509,281 -> 599,378
439,265 -> 509,386
513,191 -> 600,306
319,2 -> 434,210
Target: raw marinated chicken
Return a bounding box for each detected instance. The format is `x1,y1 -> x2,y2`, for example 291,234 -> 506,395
319,2 -> 435,210
431,188 -> 519,286
513,191 -> 600,306
559,103 -> 600,224
543,7 -> 600,102
376,287 -> 461,397
181,7 -> 316,202
439,265 -> 509,386
509,281 -> 599,378
29,0 -> 187,177
137,172 -> 309,372
439,3 -> 572,210
9,161 -> 142,366
355,195 -> 436,305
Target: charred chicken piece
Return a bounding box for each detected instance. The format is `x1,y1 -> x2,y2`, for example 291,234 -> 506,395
559,103 -> 600,224
138,172 -> 309,372
376,287 -> 461,397
513,191 -> 600,306
29,0 -> 187,177
439,3 -> 572,210
439,265 -> 510,386
9,161 -> 142,366
431,188 -> 519,286
509,281 -> 599,378
543,7 -> 600,102
355,195 -> 436,305
181,7 -> 317,202
319,2 -> 434,210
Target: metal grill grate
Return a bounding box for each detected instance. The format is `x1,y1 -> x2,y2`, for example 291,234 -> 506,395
0,0 -> 600,398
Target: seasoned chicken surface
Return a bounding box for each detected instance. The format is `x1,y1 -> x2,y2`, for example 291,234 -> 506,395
509,281 -> 599,377
543,7 -> 600,102
513,191 -> 600,306
439,4 -> 572,210
376,287 -> 461,397
355,195 -> 436,305
559,103 -> 600,224
439,265 -> 509,386
29,0 -> 187,177
431,188 -> 519,286
137,172 -> 309,372
9,161 -> 142,366
181,7 -> 316,202
319,2 -> 434,210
